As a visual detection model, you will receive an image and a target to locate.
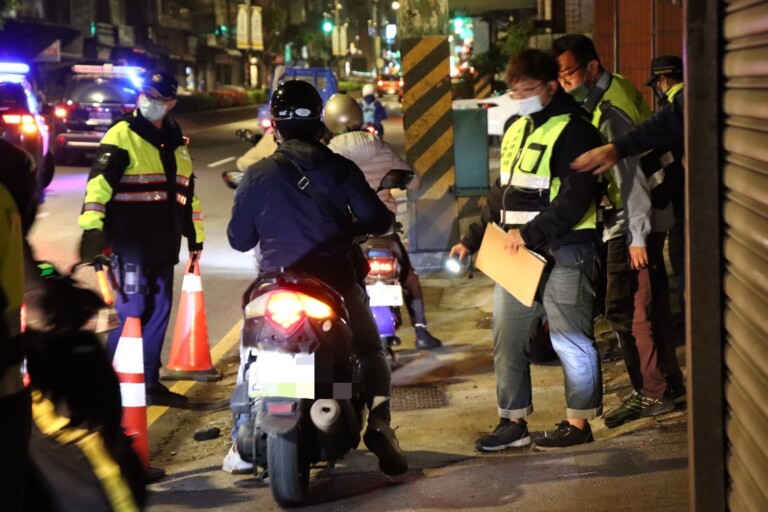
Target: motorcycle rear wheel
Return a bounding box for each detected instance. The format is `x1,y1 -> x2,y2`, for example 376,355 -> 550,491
267,430 -> 310,507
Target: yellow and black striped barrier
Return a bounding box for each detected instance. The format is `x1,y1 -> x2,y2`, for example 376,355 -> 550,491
474,74 -> 493,99
401,36 -> 457,256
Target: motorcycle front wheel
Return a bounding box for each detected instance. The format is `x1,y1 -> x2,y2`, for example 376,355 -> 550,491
267,429 -> 310,507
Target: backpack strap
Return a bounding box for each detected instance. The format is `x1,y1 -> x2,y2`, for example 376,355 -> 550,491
273,151 -> 352,230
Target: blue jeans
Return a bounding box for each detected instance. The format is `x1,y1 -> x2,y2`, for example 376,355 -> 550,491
493,243 -> 602,421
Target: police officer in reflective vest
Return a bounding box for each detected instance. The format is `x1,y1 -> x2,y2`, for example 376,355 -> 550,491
452,49 -> 604,451
554,35 -> 685,427
78,71 -> 204,408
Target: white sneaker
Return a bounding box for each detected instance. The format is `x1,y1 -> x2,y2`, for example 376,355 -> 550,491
222,445 -> 254,474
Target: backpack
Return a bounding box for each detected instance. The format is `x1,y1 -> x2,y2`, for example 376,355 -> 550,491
361,101 -> 377,125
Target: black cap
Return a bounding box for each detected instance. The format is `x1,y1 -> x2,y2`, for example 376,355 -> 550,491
644,56 -> 683,85
143,70 -> 178,99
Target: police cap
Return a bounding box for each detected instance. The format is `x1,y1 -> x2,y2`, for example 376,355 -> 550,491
644,56 -> 684,85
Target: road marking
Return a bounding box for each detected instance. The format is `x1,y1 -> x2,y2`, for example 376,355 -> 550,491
206,156 -> 236,168
147,320 -> 243,427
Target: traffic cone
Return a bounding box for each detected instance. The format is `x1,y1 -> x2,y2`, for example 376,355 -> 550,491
113,316 -> 149,468
160,260 -> 222,381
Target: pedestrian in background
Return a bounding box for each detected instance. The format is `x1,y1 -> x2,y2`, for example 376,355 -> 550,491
553,35 -> 684,427
451,49 -> 604,451
78,71 -> 204,408
323,93 -> 443,350
573,56 -> 687,334
361,84 -> 388,138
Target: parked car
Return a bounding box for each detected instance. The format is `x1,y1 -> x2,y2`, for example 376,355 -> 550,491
0,62 -> 55,200
376,74 -> 404,100
49,64 -> 142,164
452,90 -> 519,137
256,66 -> 338,133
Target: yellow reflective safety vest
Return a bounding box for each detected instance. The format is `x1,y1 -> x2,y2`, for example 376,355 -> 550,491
666,82 -> 684,104
590,73 -> 652,210
0,181 -> 25,398
79,112 -> 204,264
500,114 -> 597,232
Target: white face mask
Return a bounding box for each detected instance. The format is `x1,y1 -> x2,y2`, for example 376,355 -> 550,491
511,94 -> 545,117
138,95 -> 169,122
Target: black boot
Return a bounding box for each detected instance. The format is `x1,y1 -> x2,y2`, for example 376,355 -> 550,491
364,404 -> 408,476
415,326 -> 442,350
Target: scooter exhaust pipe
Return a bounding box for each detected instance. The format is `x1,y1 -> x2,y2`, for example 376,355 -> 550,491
310,399 -> 341,433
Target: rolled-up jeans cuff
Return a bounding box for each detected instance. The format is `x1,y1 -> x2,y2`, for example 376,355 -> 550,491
498,405 -> 533,420
566,406 -> 603,420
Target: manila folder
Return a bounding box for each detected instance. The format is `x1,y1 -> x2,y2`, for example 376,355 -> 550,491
474,222 -> 547,307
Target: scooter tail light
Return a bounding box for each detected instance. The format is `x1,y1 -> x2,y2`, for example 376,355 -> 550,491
300,295 -> 333,319
369,258 -> 395,275
266,291 -> 306,331
260,118 -> 271,129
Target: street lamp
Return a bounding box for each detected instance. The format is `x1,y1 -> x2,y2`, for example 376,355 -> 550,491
392,1 -> 400,9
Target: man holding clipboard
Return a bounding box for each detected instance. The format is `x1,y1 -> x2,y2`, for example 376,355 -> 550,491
450,49 -> 604,451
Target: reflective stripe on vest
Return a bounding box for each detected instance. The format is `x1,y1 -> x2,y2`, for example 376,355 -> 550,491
500,114 -> 597,232
502,210 -> 540,225
666,82 -> 684,103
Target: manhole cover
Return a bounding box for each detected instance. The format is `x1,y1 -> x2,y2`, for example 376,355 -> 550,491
391,382 -> 449,411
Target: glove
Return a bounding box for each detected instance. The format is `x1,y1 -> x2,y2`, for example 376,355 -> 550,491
79,230 -> 108,265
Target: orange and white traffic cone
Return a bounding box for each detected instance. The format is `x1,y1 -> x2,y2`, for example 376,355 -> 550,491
113,316 -> 149,468
160,260 -> 222,382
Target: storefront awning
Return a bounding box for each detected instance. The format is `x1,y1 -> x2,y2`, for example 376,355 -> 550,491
0,17 -> 80,60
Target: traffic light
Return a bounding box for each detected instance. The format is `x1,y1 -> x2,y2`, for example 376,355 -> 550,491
322,20 -> 334,34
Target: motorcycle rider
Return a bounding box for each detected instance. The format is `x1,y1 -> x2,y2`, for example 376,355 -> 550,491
361,84 -> 388,138
224,80 -> 408,477
323,93 -> 443,350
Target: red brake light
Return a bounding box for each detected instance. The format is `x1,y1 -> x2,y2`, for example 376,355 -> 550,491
399,78 -> 404,86
377,80 -> 384,87
266,291 -> 305,331
54,106 -> 68,118
369,258 -> 394,274
261,118 -> 271,128
3,114 -> 38,133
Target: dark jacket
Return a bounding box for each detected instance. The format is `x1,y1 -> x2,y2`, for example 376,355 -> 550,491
461,89 -> 603,253
613,92 -> 684,158
80,111 -> 203,265
228,138 -> 394,293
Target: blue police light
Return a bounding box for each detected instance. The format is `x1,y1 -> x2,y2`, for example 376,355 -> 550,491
0,62 -> 30,74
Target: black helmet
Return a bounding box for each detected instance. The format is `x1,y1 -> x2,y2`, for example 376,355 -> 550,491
270,80 -> 323,121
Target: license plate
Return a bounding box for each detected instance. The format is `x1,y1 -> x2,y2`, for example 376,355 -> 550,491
89,111 -> 112,122
366,283 -> 403,307
248,351 -> 315,399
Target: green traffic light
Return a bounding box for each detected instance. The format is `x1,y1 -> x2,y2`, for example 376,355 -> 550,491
322,21 -> 334,33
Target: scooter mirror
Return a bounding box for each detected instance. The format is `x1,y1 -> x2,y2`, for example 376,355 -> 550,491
221,170 -> 244,190
377,168 -> 415,192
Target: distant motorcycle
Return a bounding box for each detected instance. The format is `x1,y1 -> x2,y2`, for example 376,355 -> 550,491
221,168 -> 413,507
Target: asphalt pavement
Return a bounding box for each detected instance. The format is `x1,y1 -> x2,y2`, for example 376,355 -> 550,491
142,100 -> 690,511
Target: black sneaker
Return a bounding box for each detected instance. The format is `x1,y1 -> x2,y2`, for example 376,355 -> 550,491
535,421 -> 594,450
666,385 -> 687,406
476,419 -> 532,452
363,415 -> 408,476
415,326 -> 442,350
146,382 -> 189,408
603,391 -> 676,428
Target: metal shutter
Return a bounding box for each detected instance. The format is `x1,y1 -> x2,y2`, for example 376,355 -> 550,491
723,1 -> 768,510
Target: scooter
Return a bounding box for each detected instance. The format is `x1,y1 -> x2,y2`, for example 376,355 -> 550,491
221,168 -> 412,507
361,226 -> 405,360
361,171 -> 415,361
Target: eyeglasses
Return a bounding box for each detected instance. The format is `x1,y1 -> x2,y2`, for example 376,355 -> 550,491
506,82 -> 546,98
558,62 -> 587,81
